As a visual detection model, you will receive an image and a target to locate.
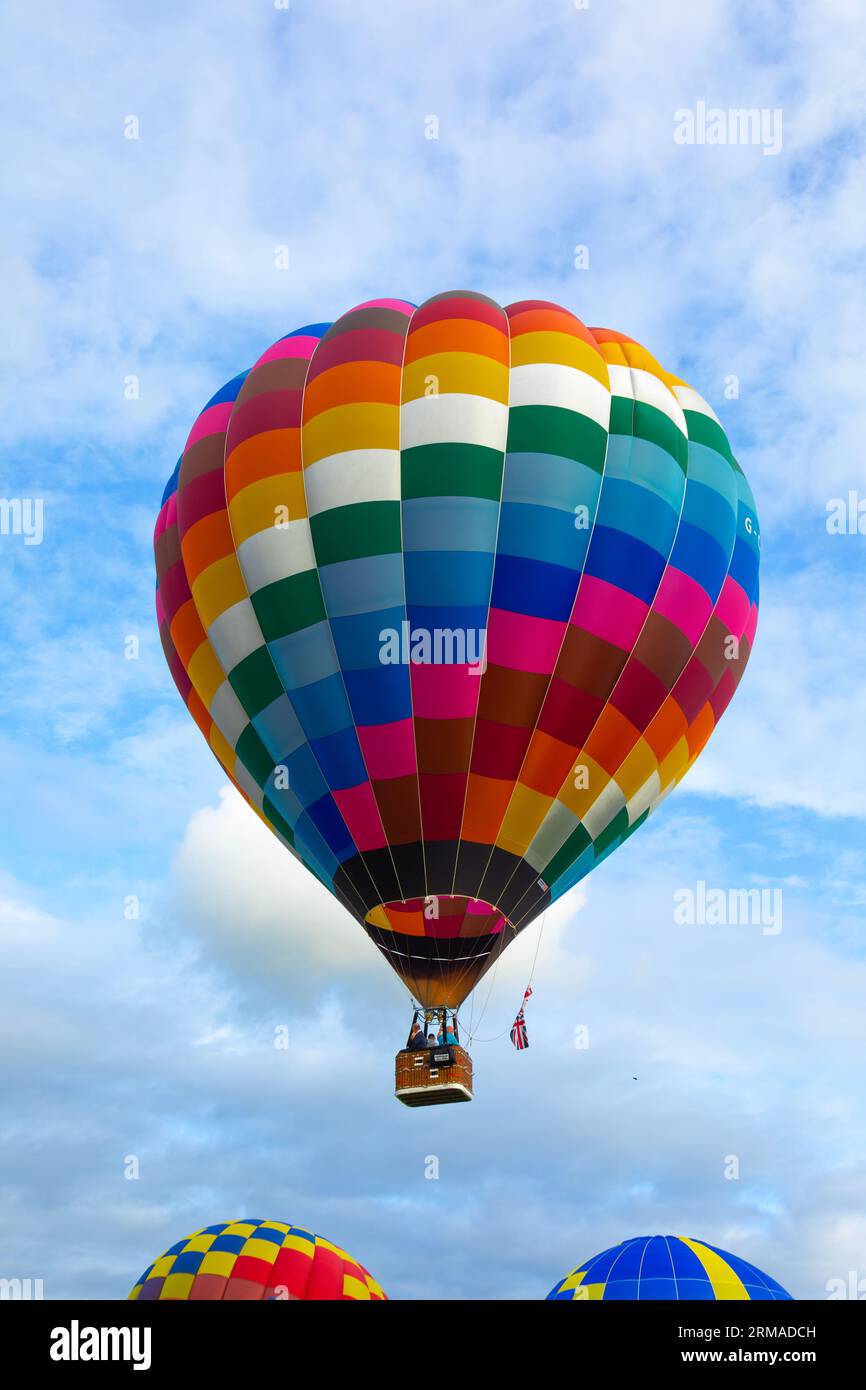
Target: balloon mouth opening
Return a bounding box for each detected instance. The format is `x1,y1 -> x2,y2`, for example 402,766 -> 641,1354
365,894 -> 510,939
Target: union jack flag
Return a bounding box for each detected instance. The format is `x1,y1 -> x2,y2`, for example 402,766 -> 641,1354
510,987 -> 533,1051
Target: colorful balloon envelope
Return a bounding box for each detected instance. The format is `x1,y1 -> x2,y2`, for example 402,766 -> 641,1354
546,1235 -> 792,1300
155,293 -> 760,1010
128,1219 -> 386,1300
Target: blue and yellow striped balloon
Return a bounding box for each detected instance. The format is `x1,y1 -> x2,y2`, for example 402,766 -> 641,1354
546,1235 -> 792,1300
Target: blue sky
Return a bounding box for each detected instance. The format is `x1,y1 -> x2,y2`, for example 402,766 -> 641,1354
1,0 -> 865,1300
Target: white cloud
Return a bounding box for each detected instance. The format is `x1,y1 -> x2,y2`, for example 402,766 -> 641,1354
170,786 -> 389,1002
686,561 -> 866,817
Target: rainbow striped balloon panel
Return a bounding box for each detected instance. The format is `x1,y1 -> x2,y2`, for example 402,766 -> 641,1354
546,1234 -> 791,1301
154,293 -> 760,1008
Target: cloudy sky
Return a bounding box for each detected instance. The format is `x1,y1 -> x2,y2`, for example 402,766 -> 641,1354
1,0 -> 865,1300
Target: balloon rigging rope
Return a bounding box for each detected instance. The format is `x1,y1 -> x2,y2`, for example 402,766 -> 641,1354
459,907 -> 546,1046
459,949 -> 501,1045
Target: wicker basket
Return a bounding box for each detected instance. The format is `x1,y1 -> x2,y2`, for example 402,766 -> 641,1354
394,1045 -> 473,1106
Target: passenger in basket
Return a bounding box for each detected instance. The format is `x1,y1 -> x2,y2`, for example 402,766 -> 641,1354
407,1021 -> 428,1050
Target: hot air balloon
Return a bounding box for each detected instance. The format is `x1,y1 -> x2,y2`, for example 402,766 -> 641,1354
546,1235 -> 792,1300
128,1219 -> 386,1300
154,293 -> 760,1104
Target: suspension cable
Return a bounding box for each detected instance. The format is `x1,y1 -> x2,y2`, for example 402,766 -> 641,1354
458,907 -> 547,1045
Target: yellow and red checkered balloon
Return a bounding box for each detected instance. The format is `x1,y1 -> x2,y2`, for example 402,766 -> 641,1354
128,1219 -> 386,1301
